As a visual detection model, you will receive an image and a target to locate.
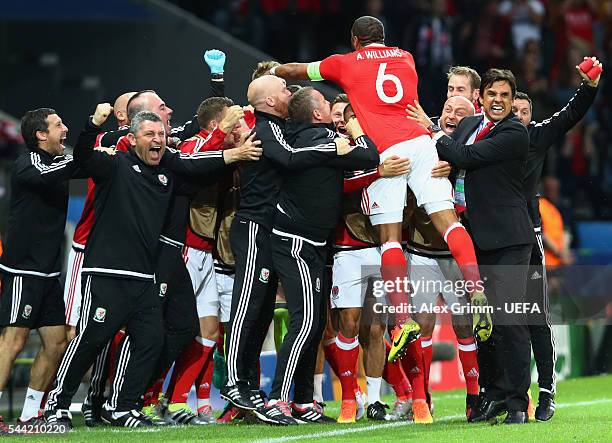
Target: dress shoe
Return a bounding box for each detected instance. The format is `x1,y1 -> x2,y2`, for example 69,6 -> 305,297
503,410 -> 528,424
471,399 -> 507,422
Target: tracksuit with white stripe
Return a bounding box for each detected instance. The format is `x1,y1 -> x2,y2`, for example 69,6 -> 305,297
523,81 -> 598,394
46,117 -> 231,413
225,111 -> 338,390
268,122 -> 379,403
0,148 -> 78,329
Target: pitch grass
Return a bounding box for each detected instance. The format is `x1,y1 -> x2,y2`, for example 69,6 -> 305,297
11,375 -> 612,442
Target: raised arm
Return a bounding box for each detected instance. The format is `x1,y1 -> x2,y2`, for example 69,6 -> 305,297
529,66 -> 600,151
169,49 -> 228,143
73,103 -> 117,181
273,63 -> 311,81
274,55 -> 341,83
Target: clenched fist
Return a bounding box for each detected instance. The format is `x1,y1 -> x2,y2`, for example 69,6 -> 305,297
92,103 -> 113,126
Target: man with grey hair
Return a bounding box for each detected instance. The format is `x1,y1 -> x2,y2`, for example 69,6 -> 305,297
45,104 -> 261,428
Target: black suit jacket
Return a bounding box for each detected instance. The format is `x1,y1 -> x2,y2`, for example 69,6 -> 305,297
435,114 -> 535,251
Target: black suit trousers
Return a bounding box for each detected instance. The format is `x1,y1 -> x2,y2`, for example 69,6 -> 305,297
476,243 -> 532,412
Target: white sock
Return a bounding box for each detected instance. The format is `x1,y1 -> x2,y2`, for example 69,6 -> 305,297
20,388 -> 44,421
313,374 -> 323,402
0,391 -> 3,401
197,398 -> 211,411
268,398 -> 278,406
366,377 -> 382,404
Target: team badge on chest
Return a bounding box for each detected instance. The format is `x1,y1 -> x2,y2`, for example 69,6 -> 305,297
158,174 -> 168,186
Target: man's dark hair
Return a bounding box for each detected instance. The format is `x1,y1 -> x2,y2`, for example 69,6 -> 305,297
447,66 -> 481,91
515,91 -> 532,109
21,108 -> 56,149
288,87 -> 317,123
331,93 -> 349,108
197,97 -> 234,129
351,16 -> 385,46
480,69 -> 517,97
127,89 -> 157,121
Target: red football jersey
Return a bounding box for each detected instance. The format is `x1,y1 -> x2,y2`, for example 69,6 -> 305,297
182,128 -> 225,251
318,45 -> 429,152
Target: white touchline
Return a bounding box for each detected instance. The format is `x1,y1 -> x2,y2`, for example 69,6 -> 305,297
253,398 -> 612,443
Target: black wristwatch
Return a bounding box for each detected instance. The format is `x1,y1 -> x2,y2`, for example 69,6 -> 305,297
427,123 -> 441,134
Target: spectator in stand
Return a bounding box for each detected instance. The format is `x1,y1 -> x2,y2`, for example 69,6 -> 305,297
498,0 -> 546,55
516,40 -> 554,122
411,0 -> 454,115
454,1 -> 513,74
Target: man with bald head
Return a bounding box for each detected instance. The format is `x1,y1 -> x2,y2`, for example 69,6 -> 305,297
439,95 -> 477,134
113,92 -> 136,128
221,75 -> 352,424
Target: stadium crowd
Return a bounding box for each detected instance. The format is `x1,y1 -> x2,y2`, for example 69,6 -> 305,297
0,13 -> 604,435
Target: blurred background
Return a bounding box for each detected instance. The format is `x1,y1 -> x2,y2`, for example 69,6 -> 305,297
0,0 -> 610,407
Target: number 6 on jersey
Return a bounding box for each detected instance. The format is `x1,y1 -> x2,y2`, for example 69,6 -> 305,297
376,63 -> 403,104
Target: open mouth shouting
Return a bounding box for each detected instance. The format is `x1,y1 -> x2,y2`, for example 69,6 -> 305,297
490,104 -> 505,117
149,145 -> 163,163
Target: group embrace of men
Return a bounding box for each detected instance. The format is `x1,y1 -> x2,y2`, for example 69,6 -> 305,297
0,14 -> 603,434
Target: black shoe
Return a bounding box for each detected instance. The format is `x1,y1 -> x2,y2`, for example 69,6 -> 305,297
101,408 -> 153,428
221,384 -> 256,410
291,402 -> 335,424
366,401 -> 390,421
250,390 -> 267,410
470,399 -> 507,422
503,410 -> 527,424
465,394 -> 479,421
82,401 -> 104,427
252,401 -> 298,426
535,391 -> 555,422
467,391 -> 487,423
43,409 -> 73,430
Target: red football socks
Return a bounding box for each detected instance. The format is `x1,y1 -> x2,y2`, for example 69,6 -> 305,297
444,223 -> 481,294
323,338 -> 340,377
457,337 -> 480,395
421,336 -> 433,395
400,338 -> 426,401
335,333 -> 360,401
196,350 -> 214,403
383,340 -> 412,401
168,337 -> 215,404
381,242 -> 409,325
